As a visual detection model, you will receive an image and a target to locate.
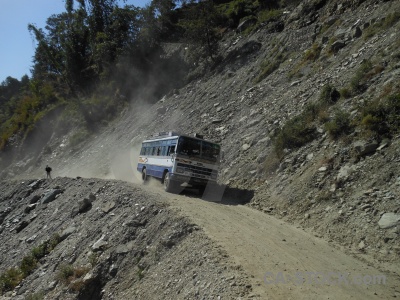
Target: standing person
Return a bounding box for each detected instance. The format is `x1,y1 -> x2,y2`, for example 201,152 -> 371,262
45,165 -> 52,179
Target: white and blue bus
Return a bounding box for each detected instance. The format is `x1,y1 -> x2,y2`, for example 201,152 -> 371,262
137,132 -> 221,194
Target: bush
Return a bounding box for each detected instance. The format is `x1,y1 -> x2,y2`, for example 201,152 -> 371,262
0,234 -> 62,295
325,109 -> 351,138
350,60 -> 373,95
0,268 -> 23,294
255,51 -> 287,83
57,264 -> 75,284
364,12 -> 400,40
257,9 -> 282,23
25,291 -> 44,300
303,43 -> 321,62
274,114 -> 316,159
360,93 -> 400,137
319,84 -> 340,105
20,255 -> 37,277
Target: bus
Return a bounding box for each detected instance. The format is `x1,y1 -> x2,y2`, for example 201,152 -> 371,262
137,132 -> 221,194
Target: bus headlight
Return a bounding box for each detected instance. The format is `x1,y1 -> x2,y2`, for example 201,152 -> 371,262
176,167 -> 184,173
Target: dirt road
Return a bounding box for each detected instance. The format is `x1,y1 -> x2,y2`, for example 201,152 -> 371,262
139,183 -> 399,300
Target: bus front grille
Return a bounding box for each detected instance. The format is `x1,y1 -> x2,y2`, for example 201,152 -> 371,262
177,163 -> 214,178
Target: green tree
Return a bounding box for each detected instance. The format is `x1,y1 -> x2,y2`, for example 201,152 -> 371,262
179,0 -> 222,63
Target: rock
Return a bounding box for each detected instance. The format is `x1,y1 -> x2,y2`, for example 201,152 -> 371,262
116,241 -> 136,254
377,139 -> 390,151
352,26 -> 362,38
60,226 -> 77,241
28,180 -> 41,190
41,189 -> 63,205
92,236 -> 109,252
157,106 -> 167,114
78,198 -> 92,213
88,193 -> 96,202
15,220 -> 30,233
24,203 -> 37,214
378,213 -> 400,229
318,166 -> 327,172
331,40 -> 345,52
358,240 -> 366,250
336,165 -> 355,183
353,140 -> 378,156
242,144 -> 251,151
102,201 -> 116,214
257,137 -> 271,146
109,264 -> 118,277
28,194 -> 41,204
237,18 -> 257,33
47,281 -> 57,291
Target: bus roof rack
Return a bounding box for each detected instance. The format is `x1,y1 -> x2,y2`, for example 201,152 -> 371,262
151,131 -> 180,138
193,133 -> 204,139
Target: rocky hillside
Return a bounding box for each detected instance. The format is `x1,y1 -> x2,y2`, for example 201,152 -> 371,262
0,177 -> 251,299
0,0 -> 400,298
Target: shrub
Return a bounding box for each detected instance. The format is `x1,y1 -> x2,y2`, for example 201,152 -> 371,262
350,60 -> 373,95
0,268 -> 23,294
325,109 -> 351,138
303,43 -> 321,62
57,264 -> 89,289
274,114 -> 316,159
319,84 -> 340,105
137,266 -> 145,280
25,291 -> 45,300
360,93 -> 400,137
364,12 -> 400,40
339,87 -> 351,99
57,264 -> 75,284
20,255 -> 37,277
0,234 -> 61,295
257,9 -> 282,23
255,51 -> 287,83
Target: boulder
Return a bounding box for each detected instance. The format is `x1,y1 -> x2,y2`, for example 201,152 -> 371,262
331,40 -> 345,52
352,26 -> 362,38
237,18 -> 257,33
41,189 -> 64,204
28,194 -> 41,204
60,226 -> 77,241
378,213 -> 400,229
353,140 -> 378,156
78,198 -> 92,213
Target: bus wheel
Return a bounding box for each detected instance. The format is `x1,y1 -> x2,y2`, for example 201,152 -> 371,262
142,168 -> 147,182
163,172 -> 175,193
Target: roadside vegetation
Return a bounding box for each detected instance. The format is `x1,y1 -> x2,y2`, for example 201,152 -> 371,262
0,0 -> 285,152
0,234 -> 61,295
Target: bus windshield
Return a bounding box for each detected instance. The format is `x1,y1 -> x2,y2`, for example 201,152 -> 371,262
177,137 -> 220,161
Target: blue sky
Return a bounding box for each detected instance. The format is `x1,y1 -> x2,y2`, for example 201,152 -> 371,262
0,0 -> 149,84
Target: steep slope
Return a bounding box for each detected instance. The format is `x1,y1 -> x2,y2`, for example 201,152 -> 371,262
0,178 -> 251,299
0,0 -> 399,298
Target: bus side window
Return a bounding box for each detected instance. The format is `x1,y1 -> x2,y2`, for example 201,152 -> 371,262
162,146 -> 167,156
157,147 -> 161,156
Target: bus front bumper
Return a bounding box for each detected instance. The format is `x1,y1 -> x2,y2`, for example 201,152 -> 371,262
169,174 -> 214,187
